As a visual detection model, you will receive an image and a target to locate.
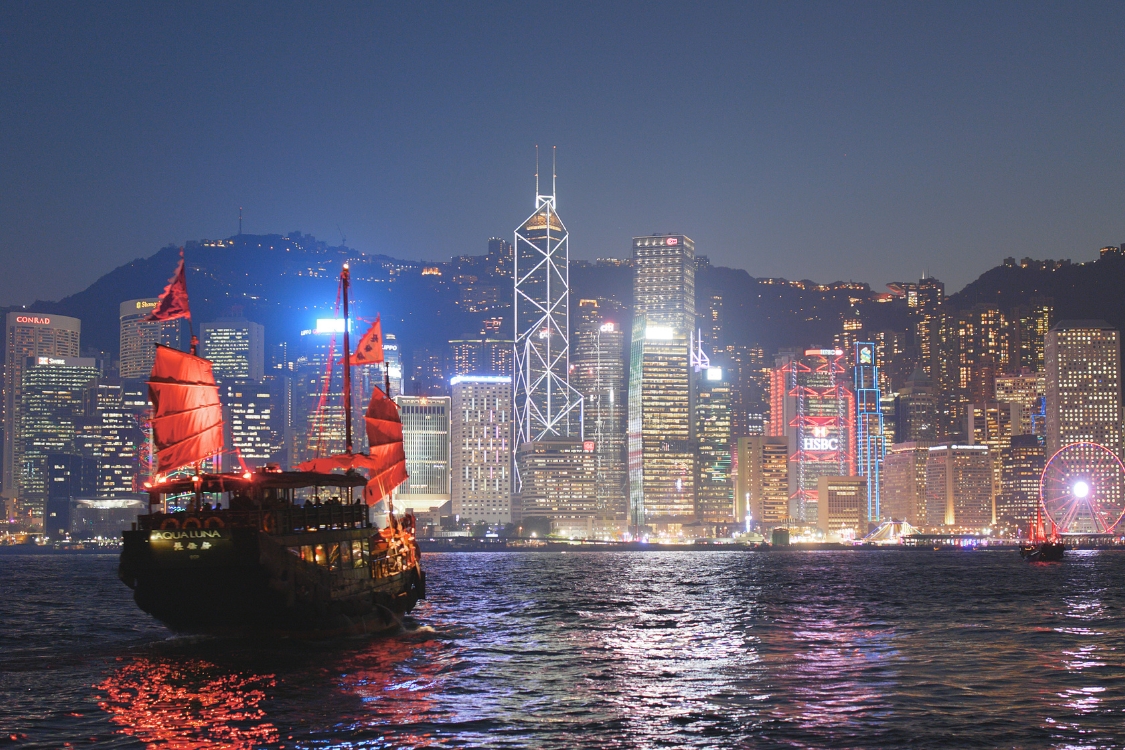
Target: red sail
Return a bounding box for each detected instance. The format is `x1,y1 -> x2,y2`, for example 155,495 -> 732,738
147,344 -> 223,474
366,385 -> 403,446
364,458 -> 409,505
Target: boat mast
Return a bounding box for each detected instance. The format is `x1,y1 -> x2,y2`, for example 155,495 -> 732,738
342,263 -> 353,455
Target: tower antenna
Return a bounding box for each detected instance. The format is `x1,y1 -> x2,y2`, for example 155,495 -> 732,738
552,145 -> 557,199
535,144 -> 539,199
238,207 -> 243,235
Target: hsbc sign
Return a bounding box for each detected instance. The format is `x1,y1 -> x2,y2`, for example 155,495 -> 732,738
802,437 -> 840,451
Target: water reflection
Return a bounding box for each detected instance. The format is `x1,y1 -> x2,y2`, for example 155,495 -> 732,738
71,551 -> 1125,749
96,657 -> 279,747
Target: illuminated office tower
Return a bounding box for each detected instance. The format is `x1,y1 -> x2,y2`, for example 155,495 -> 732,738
953,304 -> 1009,424
292,323 -> 348,463
1011,298 -> 1054,372
396,396 -> 451,506
512,158 -> 582,454
854,342 -> 885,522
450,376 -> 512,524
571,299 -> 628,523
894,367 -> 938,443
1045,320 -> 1121,457
119,298 -> 184,379
18,356 -> 100,515
514,438 -> 596,534
383,333 -> 404,397
200,318 -> 265,382
222,379 -> 284,472
628,234 -> 696,531
816,475 -> 867,541
995,369 -> 1046,437
967,401 -> 1012,506
3,313 -> 81,503
449,338 -> 513,378
924,444 -> 993,528
735,436 -> 789,528
771,349 -> 856,524
882,442 -> 933,527
695,365 -> 733,523
998,434 -> 1046,526
75,380 -> 142,496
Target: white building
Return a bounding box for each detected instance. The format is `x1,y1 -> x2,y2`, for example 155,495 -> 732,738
450,376 -> 512,524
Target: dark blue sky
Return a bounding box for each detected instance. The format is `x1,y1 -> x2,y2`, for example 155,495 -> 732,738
2,1 -> 1123,305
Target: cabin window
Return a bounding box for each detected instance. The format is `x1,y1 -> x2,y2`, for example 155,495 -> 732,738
339,541 -> 352,568
287,546 -> 300,558
314,544 -> 327,566
327,543 -> 340,571
352,540 -> 365,568
301,546 -> 314,564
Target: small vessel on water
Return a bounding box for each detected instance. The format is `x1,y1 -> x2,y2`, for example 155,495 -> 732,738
1019,504 -> 1065,562
119,257 -> 424,637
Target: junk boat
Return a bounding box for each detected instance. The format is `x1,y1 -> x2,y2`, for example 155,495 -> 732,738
1019,503 -> 1065,563
119,257 -> 424,636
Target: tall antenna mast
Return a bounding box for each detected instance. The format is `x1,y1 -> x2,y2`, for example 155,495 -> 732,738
552,145 -> 557,200
535,145 -> 539,200
238,207 -> 243,235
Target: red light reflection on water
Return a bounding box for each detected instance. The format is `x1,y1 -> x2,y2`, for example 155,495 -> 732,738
95,658 -> 279,748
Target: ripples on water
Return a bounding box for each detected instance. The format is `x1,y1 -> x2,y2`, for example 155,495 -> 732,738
1,550 -> 1124,748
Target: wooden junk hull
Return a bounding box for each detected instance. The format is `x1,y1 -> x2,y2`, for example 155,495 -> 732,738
119,523 -> 425,638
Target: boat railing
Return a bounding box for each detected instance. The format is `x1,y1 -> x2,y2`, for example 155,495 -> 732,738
138,503 -> 369,534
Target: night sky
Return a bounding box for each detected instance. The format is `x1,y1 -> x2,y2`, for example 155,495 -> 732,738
2,1 -> 1123,305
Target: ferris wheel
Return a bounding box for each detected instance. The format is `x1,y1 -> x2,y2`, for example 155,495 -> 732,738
1039,442 -> 1125,534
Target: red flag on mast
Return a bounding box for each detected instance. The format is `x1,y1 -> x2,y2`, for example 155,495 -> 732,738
346,314 -> 384,365
147,249 -> 192,322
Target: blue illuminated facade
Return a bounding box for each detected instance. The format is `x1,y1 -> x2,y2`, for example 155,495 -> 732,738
854,342 -> 884,522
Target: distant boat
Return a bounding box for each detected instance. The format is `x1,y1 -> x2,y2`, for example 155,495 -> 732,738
118,259 -> 424,637
1019,504 -> 1065,562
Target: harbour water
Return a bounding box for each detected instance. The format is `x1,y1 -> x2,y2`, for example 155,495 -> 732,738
2,549 -> 1124,748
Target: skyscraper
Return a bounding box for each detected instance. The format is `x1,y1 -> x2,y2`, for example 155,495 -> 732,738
770,349 -> 856,524
1011,298 -> 1054,372
3,313 -> 81,503
882,441 -> 933,526
1045,320 -> 1122,458
448,338 -> 513,378
396,395 -> 451,505
200,318 -> 265,382
571,299 -> 628,525
735,436 -> 789,529
450,376 -> 512,524
953,304 -> 1010,423
119,299 -> 184,379
894,367 -> 938,443
998,434 -> 1045,527
695,366 -> 734,523
995,369 -> 1046,437
222,380 -> 285,472
18,356 -> 100,515
854,342 -> 885,522
629,234 -> 696,531
76,379 -> 142,496
512,163 -> 582,451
